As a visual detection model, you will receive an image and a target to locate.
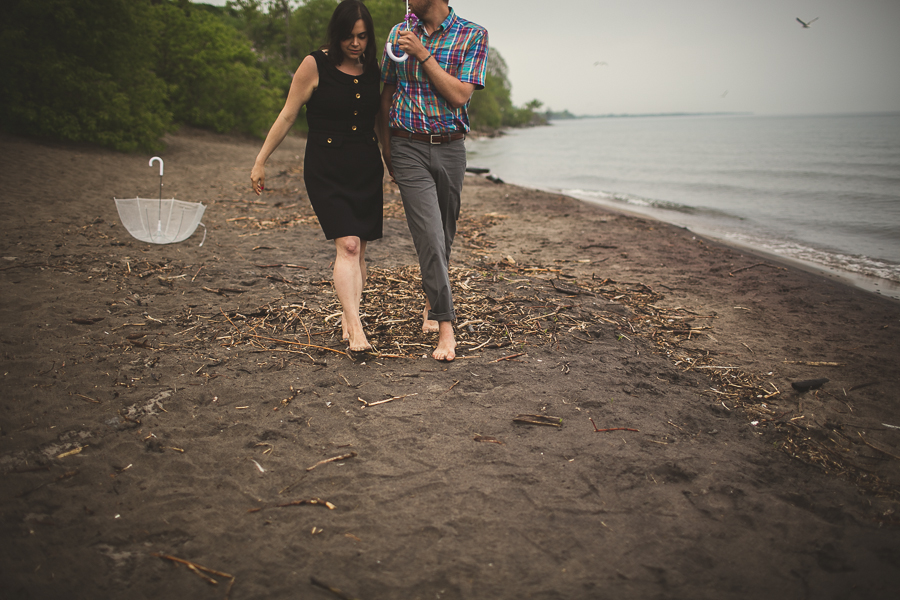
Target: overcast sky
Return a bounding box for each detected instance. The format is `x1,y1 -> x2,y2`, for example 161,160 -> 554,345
196,0 -> 900,116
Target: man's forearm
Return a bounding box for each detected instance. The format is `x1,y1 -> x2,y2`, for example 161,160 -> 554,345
418,55 -> 475,109
396,29 -> 476,110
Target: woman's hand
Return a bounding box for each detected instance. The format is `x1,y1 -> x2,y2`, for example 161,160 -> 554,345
250,163 -> 265,195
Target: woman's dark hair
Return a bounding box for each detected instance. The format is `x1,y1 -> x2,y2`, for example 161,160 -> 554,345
325,0 -> 377,72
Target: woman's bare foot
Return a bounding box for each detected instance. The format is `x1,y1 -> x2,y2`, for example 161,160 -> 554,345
346,323 -> 372,352
348,337 -> 372,353
432,321 -> 456,361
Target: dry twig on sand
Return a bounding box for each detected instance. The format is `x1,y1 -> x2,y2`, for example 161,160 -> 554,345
857,433 -> 900,461
310,577 -> 360,600
473,435 -> 504,445
589,418 -> 639,433
490,352 -> 525,363
152,553 -> 235,594
277,498 -> 337,510
357,393 -> 417,408
513,414 -> 562,427
306,452 -> 357,472
783,360 -> 844,367
728,262 -> 787,276
250,334 -> 349,357
273,386 -> 298,411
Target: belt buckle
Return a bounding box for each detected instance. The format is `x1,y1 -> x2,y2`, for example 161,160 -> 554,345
429,133 -> 442,145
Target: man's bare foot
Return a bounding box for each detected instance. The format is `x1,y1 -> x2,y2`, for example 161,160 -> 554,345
432,321 -> 456,361
422,304 -> 439,333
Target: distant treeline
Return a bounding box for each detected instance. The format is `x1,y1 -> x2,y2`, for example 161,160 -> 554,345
545,109 -> 578,120
548,111 -> 753,120
0,0 -> 544,152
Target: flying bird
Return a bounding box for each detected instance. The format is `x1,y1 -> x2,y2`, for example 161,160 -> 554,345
593,61 -> 608,67
796,17 -> 818,28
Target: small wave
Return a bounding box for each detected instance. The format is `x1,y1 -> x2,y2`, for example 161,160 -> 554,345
564,188 -> 697,213
562,188 -> 744,221
726,234 -> 900,284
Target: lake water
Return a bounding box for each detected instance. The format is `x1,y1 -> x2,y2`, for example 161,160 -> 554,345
466,113 -> 900,299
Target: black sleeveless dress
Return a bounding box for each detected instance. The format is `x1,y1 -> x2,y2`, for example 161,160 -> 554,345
304,50 -> 383,241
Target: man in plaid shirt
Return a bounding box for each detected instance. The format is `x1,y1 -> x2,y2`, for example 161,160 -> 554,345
379,0 -> 488,362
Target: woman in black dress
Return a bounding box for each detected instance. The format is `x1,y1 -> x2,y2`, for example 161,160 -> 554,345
251,0 -> 384,352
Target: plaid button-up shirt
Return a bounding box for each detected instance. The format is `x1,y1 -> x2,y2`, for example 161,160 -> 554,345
381,8 -> 488,134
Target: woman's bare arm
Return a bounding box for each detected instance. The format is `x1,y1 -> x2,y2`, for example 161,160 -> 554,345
251,55 -> 318,194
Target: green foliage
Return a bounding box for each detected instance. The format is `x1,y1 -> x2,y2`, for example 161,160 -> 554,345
363,0 -> 407,58
151,2 -> 283,135
0,0 -> 293,150
0,0 -> 171,151
0,0 -> 545,151
468,77 -> 504,130
468,48 -> 547,132
291,0 -> 340,58
227,0 -> 300,67
227,1 -> 404,76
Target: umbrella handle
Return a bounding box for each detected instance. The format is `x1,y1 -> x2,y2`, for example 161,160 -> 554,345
149,156 -> 164,177
386,3 -> 414,63
149,157 -> 164,234
385,41 -> 409,63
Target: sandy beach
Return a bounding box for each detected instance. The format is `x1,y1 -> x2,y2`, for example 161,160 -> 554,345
1,128 -> 899,599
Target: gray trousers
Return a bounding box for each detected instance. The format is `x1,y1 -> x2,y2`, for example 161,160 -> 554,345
390,136 -> 467,322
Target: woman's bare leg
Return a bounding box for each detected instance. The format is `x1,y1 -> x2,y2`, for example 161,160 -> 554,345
344,244 -> 368,340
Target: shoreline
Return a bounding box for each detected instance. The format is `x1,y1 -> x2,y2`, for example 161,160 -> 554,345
471,174 -> 900,302
581,193 -> 900,302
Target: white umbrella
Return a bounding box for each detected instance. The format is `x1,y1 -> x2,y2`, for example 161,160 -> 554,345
114,157 -> 206,246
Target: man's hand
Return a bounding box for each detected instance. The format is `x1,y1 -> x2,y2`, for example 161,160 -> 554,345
396,30 -> 429,62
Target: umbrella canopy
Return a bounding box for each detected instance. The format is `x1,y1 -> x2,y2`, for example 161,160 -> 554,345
114,197 -> 206,245
114,156 -> 206,245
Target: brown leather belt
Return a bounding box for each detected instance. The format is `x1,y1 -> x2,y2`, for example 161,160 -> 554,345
391,129 -> 465,144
